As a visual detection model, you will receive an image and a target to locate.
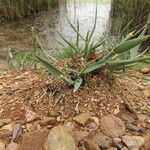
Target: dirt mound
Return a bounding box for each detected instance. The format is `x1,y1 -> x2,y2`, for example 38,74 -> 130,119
0,70 -> 150,149
0,70 -> 149,121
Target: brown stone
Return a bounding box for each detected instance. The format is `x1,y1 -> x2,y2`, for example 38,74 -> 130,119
83,138 -> 100,150
121,113 -> 136,123
0,124 -> 13,133
0,130 -> 12,142
39,117 -> 56,126
100,115 -> 125,138
0,140 -> 5,150
107,148 -> 117,150
47,125 -> 77,150
122,136 -> 145,150
113,138 -> 124,149
19,129 -> 49,150
0,119 -> 11,128
25,109 -> 39,122
73,112 -> 92,126
90,117 -> 99,126
126,123 -> 139,131
143,130 -> 150,150
85,122 -> 99,132
6,142 -> 18,150
65,122 -> 89,143
91,132 -> 113,148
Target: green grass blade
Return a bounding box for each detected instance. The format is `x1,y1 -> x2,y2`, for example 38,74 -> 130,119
83,30 -> 90,57
88,7 -> 97,41
92,37 -> 107,50
57,31 -> 77,53
73,78 -> 83,92
32,27 -> 57,62
60,76 -> 74,85
81,55 -> 150,75
83,7 -> 98,60
121,18 -> 134,34
130,25 -> 147,59
64,67 -> 79,74
57,41 -> 66,48
85,42 -> 95,60
138,47 -> 149,58
36,56 -> 64,78
80,60 -> 104,75
103,35 -> 150,61
107,57 -> 150,69
114,35 -> 150,54
76,19 -> 80,48
121,31 -> 134,43
66,17 -> 85,41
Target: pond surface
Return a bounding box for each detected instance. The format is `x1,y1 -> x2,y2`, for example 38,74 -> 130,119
0,0 -> 111,54
52,0 -> 111,49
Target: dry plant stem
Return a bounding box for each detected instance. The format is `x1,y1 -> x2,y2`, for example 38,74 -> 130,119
32,27 -> 37,70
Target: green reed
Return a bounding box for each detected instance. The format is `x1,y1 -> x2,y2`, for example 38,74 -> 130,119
0,0 -> 58,22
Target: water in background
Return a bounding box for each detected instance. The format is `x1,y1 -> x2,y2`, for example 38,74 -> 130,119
55,0 -> 111,45
0,0 -> 149,54
0,0 -> 111,52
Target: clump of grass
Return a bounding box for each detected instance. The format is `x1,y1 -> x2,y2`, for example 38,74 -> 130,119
35,9 -> 150,92
6,49 -> 37,70
111,0 -> 150,35
0,0 -> 58,22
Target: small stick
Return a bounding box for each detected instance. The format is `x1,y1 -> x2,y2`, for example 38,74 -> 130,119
32,27 -> 37,70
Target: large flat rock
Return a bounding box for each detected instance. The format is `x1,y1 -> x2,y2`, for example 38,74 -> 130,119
47,125 -> 78,150
100,115 -> 125,138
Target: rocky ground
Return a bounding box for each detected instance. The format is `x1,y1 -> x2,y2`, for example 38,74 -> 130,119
0,69 -> 150,150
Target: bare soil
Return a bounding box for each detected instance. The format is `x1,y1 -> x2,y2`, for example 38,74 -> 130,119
0,70 -> 150,120
0,69 -> 150,149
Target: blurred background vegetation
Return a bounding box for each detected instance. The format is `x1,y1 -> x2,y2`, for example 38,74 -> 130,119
0,0 -> 149,72
0,0 -> 58,22
110,0 -> 150,35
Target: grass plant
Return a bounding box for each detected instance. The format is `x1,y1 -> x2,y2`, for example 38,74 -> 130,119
6,49 -> 37,70
35,9 -> 150,92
